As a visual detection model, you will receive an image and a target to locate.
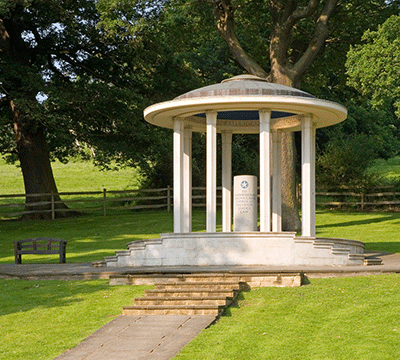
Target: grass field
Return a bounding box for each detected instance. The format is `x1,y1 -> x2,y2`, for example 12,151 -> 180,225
1,157 -> 400,360
0,156 -> 142,194
0,279 -> 151,360
1,209 -> 399,265
175,275 -> 400,360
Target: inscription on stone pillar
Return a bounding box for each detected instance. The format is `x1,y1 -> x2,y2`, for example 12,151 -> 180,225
233,175 -> 258,231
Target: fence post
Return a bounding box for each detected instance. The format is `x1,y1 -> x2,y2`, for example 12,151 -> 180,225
51,192 -> 55,220
103,188 -> 107,216
167,185 -> 171,213
361,193 -> 364,211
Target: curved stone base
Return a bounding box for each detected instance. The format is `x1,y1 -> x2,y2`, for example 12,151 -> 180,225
105,232 -> 365,268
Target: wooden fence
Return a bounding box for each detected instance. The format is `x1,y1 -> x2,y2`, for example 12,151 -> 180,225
315,189 -> 400,210
1,186 -> 400,219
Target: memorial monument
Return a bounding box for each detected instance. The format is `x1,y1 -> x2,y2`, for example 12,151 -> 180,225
105,75 -> 365,268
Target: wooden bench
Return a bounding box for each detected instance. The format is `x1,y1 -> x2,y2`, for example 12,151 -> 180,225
14,238 -> 67,264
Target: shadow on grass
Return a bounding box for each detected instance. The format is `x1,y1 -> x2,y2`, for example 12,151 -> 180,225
0,211 -> 175,263
0,209 -> 221,263
0,278 -> 136,316
364,243 -> 400,253
222,292 -> 247,317
317,212 -> 400,229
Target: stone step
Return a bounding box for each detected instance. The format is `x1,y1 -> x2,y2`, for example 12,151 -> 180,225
145,288 -> 238,298
134,296 -> 231,306
163,274 -> 242,283
331,247 -> 351,255
154,281 -> 240,291
123,305 -> 223,316
364,257 -> 383,266
110,272 -> 303,287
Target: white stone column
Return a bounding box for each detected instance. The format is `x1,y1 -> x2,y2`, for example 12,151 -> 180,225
173,117 -> 185,233
221,131 -> 232,232
301,116 -> 316,237
206,111 -> 217,232
183,127 -> 192,232
259,110 -> 271,232
272,130 -> 282,232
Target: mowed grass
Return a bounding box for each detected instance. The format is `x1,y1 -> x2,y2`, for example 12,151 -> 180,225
0,211 -> 175,263
0,208 -> 398,265
0,156 -> 142,195
175,275 -> 400,360
1,157 -> 400,360
0,279 -> 151,360
316,210 -> 400,253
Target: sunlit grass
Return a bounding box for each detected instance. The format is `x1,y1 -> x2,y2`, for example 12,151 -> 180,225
0,208 -> 399,265
0,279 -> 151,360
0,156 -> 142,195
175,275 -> 400,360
316,210 -> 400,253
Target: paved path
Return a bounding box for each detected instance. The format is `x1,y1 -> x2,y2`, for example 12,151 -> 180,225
1,251 -> 400,281
54,315 -> 215,360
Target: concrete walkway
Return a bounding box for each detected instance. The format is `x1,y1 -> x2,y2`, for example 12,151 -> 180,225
1,251 -> 400,281
54,315 -> 216,360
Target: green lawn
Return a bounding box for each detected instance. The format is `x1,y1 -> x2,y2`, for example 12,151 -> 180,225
1,157 -> 400,360
0,209 -> 398,265
0,279 -> 151,360
316,210 -> 400,253
175,275 -> 400,360
0,156 -> 142,195
1,210 -> 399,360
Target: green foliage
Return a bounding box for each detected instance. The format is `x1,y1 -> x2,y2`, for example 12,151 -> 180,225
368,156 -> 400,185
0,0 -> 203,178
347,15 -> 400,116
316,133 -> 380,190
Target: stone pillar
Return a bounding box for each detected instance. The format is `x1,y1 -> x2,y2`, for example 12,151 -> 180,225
206,111 -> 217,232
221,131 -> 232,232
233,175 -> 258,231
259,109 -> 271,232
301,116 -> 316,237
272,131 -> 282,232
183,127 -> 192,232
173,117 -> 184,233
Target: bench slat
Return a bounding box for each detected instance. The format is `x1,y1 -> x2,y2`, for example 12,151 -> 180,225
14,238 -> 67,264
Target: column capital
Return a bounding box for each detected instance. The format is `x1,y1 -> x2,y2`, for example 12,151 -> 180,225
300,114 -> 317,127
173,116 -> 184,122
206,110 -> 218,115
221,130 -> 233,144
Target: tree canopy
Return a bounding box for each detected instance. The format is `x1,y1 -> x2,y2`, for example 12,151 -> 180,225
0,0 -> 200,218
1,0 -> 400,220
347,14 -> 400,116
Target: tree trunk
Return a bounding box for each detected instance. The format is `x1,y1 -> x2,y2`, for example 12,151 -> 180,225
12,100 -> 77,220
280,132 -> 301,231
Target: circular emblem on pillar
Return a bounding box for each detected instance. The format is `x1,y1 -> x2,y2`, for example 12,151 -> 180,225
240,180 -> 249,189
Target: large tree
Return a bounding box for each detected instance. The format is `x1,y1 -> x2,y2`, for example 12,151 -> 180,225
346,14 -> 400,117
0,0 -> 195,219
182,0 -> 399,230
205,0 -> 338,230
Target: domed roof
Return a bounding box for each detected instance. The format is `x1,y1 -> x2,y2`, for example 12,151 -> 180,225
144,75 -> 347,134
175,75 -> 315,101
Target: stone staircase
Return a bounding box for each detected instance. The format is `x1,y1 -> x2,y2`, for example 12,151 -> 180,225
122,274 -> 241,316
